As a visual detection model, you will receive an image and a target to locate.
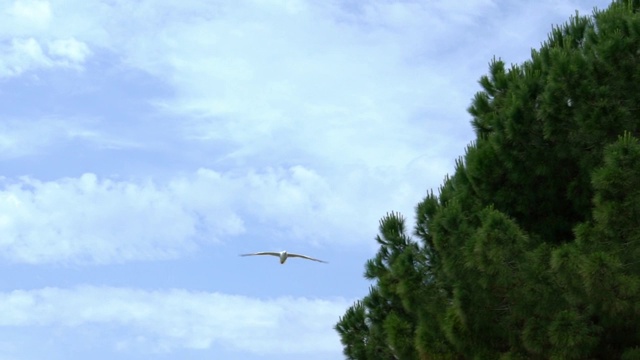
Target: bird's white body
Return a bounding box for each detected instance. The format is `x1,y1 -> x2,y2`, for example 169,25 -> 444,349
240,250 -> 327,264
277,251 -> 288,264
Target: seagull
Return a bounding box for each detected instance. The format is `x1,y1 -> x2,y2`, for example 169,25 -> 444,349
240,250 -> 328,264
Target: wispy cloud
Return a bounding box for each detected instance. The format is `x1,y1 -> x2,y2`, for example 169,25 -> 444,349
0,36 -> 91,77
0,117 -> 137,160
4,0 -> 478,162
0,286 -> 349,355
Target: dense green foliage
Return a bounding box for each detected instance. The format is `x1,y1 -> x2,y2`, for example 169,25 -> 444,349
335,1 -> 640,358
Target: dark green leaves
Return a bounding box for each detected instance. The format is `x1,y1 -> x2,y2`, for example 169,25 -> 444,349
337,2 -> 640,358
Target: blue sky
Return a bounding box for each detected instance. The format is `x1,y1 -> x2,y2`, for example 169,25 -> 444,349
0,0 -> 612,359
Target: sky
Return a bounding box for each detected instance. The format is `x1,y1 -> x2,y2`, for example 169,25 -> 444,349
0,0 -> 613,359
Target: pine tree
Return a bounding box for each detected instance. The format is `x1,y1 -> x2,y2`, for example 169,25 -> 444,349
335,301 -> 369,360
337,1 -> 640,358
336,213 -> 421,360
551,133 -> 640,358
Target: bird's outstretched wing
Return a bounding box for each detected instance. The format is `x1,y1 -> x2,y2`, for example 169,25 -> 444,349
287,253 -> 328,263
240,252 -> 280,257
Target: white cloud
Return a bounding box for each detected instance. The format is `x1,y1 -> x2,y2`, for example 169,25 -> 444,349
7,0 -> 51,26
0,37 -> 51,77
142,18 -> 458,188
0,0 -> 472,162
0,172 -> 232,264
1,0 -> 90,77
0,161 -> 440,264
47,37 -> 91,63
0,286 -> 349,355
0,36 -> 90,77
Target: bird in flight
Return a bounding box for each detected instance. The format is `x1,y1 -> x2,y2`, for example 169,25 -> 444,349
240,250 -> 328,264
